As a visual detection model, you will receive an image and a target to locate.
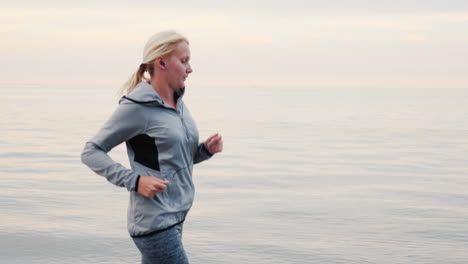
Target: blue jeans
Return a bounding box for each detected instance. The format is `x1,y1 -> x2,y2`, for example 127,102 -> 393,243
132,222 -> 189,264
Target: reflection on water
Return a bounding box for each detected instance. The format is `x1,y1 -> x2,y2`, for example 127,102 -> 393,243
1,85 -> 468,263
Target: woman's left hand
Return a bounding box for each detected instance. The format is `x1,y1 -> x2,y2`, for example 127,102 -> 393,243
204,133 -> 223,155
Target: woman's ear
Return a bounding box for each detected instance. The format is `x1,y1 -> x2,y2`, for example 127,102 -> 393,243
156,57 -> 166,70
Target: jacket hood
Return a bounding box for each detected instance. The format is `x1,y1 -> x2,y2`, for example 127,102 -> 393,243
120,81 -> 185,107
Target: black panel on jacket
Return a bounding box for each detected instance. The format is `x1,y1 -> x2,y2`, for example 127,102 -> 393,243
127,134 -> 160,171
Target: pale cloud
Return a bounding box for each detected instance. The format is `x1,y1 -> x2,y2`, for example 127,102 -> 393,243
243,36 -> 274,45
404,34 -> 426,41
4,0 -> 468,15
435,12 -> 468,22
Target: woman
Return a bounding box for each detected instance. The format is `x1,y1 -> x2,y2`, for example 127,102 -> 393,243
81,30 -> 223,263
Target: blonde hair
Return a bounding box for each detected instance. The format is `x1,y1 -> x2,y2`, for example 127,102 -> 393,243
121,30 -> 188,94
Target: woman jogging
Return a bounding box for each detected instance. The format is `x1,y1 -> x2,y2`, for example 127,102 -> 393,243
81,30 -> 223,263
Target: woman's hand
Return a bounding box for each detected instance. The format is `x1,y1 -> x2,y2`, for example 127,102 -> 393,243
137,176 -> 169,198
204,133 -> 223,155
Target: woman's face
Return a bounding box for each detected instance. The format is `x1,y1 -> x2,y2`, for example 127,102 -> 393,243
166,41 -> 192,89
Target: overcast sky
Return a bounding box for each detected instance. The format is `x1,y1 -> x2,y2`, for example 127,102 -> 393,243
1,1 -> 467,88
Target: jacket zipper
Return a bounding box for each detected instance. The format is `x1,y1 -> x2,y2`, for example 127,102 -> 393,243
177,104 -> 192,146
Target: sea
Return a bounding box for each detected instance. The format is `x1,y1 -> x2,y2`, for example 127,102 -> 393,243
1,85 -> 467,264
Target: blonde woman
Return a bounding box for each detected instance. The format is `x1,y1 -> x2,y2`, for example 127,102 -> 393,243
81,30 -> 223,263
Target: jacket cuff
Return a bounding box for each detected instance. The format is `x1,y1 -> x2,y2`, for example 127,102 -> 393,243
134,175 -> 141,192
127,172 -> 140,192
201,143 -> 214,158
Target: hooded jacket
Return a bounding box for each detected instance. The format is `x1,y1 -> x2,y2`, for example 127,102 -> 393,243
81,81 -> 212,237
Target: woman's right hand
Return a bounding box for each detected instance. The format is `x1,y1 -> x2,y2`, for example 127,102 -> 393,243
137,176 -> 169,198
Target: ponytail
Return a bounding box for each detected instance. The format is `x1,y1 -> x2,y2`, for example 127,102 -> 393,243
120,64 -> 150,95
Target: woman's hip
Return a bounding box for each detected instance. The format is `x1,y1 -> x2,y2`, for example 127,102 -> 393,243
132,222 -> 188,264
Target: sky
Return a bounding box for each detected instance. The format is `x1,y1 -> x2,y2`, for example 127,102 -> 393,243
1,1 -> 468,88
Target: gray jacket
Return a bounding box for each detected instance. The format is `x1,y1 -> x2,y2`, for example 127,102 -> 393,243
81,81 -> 212,237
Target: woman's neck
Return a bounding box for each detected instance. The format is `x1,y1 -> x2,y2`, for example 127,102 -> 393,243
150,79 -> 176,107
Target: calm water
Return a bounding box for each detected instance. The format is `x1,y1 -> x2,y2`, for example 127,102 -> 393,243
1,85 -> 468,264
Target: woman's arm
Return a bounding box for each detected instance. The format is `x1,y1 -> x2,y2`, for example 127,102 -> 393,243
194,133 -> 223,164
81,102 -> 147,192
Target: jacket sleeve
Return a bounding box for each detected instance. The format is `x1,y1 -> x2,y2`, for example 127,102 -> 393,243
193,142 -> 213,164
81,102 -> 146,191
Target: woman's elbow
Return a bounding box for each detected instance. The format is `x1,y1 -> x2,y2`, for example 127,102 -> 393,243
81,142 -> 98,166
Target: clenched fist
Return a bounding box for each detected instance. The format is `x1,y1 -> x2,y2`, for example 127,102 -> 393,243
137,176 -> 169,198
204,133 -> 223,155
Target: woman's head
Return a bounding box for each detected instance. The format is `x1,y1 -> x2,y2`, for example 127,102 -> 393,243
122,30 -> 189,94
